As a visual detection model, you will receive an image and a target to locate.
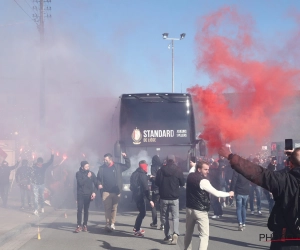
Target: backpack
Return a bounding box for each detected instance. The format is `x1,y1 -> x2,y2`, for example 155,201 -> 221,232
130,170 -> 142,200
283,184 -> 300,235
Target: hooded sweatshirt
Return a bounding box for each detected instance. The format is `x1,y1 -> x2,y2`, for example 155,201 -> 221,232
150,155 -> 161,191
133,166 -> 151,201
155,160 -> 185,200
76,167 -> 98,196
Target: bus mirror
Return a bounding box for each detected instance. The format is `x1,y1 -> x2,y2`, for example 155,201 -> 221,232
199,139 -> 206,156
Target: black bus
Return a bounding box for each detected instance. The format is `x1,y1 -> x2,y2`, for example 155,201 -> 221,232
116,93 -> 197,168
114,93 -> 199,205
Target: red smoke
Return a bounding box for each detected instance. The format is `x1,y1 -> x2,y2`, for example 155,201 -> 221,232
189,7 -> 300,153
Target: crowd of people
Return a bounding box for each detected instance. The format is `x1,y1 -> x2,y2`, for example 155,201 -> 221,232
0,150 -> 72,213
1,146 -> 299,250
73,149 -> 287,249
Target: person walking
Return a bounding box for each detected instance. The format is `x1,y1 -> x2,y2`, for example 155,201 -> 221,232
15,159 -> 32,209
30,151 -> 54,215
219,146 -> 300,250
97,152 -> 130,232
149,155 -> 162,229
131,160 -> 154,237
218,156 -> 232,207
209,161 -> 223,219
155,155 -> 185,245
74,161 -> 98,233
0,160 -> 20,208
184,160 -> 233,250
249,158 -> 262,215
230,168 -> 250,231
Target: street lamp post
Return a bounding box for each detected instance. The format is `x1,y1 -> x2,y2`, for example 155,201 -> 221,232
162,33 -> 186,93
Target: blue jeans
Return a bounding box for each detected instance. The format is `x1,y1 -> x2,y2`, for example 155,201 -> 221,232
160,199 -> 179,237
33,184 -> 45,210
249,185 -> 261,212
236,194 -> 248,224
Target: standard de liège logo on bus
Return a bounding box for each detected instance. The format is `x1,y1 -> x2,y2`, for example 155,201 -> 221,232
132,127 -> 142,144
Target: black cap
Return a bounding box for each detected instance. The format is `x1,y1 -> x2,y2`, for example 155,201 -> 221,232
167,155 -> 175,162
80,160 -> 89,167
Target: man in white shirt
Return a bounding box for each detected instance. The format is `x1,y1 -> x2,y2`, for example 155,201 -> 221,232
184,161 -> 234,250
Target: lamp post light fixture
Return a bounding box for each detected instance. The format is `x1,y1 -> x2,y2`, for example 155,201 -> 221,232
162,33 -> 186,93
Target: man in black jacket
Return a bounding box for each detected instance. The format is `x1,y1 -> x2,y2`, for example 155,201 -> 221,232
0,160 -> 20,208
15,159 -> 32,209
218,156 -> 232,207
75,161 -> 98,233
230,168 -> 250,231
97,152 -> 130,232
155,155 -> 185,245
209,161 -> 223,218
30,151 -> 54,215
132,160 -> 154,237
149,155 -> 162,229
219,146 -> 300,250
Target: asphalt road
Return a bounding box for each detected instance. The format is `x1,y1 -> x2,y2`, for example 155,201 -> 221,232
1,201 -> 273,250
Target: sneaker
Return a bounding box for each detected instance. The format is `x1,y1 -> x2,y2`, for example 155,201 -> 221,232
41,208 -> 44,213
238,224 -> 243,231
211,215 -> 220,219
44,200 -> 51,206
169,233 -> 178,245
163,235 -> 172,243
110,224 -> 115,231
251,211 -> 254,215
133,228 -> 145,234
134,231 -> 144,237
75,226 -> 82,233
150,223 -> 157,228
258,211 -> 262,215
33,210 -> 39,216
242,224 -> 246,228
82,225 -> 87,232
160,224 -> 164,231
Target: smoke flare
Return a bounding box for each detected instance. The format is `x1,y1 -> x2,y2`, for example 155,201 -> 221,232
189,7 -> 300,153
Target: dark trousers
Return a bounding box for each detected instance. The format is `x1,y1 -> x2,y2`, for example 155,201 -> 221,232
249,185 -> 261,211
77,195 -> 91,226
134,198 -> 146,231
151,192 -> 160,225
0,184 -> 9,207
20,187 -> 31,207
211,195 -> 223,216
